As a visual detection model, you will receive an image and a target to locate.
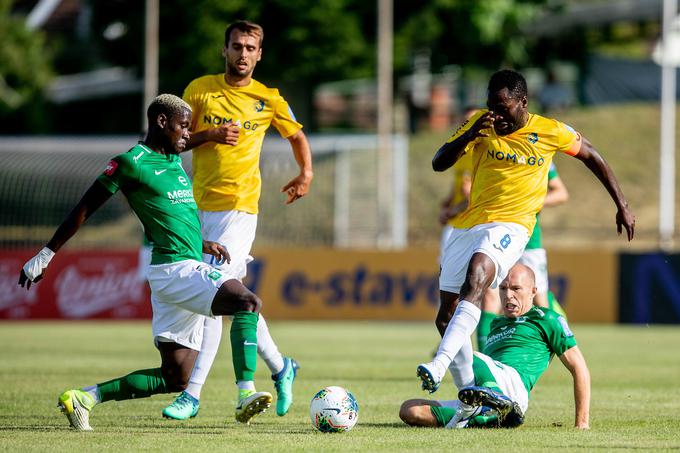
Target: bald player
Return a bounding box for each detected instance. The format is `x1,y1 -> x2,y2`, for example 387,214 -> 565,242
401,263 -> 590,429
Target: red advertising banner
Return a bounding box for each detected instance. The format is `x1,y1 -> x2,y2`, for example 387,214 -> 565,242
0,250 -> 151,319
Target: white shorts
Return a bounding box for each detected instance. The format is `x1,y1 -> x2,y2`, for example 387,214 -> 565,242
199,210 -> 257,280
438,353 -> 529,416
439,222 -> 529,294
518,248 -> 548,294
137,245 -> 152,282
148,259 -> 231,350
439,225 -> 454,265
472,352 -> 529,414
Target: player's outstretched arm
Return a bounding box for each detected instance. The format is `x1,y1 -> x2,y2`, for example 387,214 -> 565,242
18,181 -> 113,289
432,112 -> 492,172
281,130 -> 313,205
559,345 -> 591,429
573,137 -> 635,240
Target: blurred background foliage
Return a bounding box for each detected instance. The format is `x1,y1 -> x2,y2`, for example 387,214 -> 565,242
0,0 -> 664,134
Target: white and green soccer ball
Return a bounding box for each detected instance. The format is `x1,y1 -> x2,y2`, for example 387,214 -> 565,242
310,386 -> 359,432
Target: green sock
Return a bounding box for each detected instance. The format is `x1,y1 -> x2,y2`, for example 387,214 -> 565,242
479,380 -> 503,393
231,311 -> 259,382
472,355 -> 503,393
476,311 -> 496,351
97,368 -> 168,402
468,411 -> 500,428
548,291 -> 568,319
430,405 -> 457,427
548,290 -> 557,311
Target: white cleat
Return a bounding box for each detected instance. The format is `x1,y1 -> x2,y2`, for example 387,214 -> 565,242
417,361 -> 445,393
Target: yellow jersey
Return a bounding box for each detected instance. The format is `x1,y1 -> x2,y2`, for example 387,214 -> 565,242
448,109 -> 581,234
183,75 -> 303,213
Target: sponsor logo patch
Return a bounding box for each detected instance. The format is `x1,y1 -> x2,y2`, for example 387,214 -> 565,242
558,316 -> 574,337
104,160 -> 118,176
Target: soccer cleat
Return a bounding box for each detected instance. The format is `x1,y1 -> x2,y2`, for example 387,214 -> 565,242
57,389 -> 95,431
235,390 -> 272,424
162,391 -> 200,420
272,357 -> 299,416
458,386 -> 524,425
416,361 -> 444,393
444,403 -> 485,429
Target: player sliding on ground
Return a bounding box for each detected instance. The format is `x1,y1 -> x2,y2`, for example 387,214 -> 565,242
401,263 -> 590,429
418,69 -> 635,394
18,94 -> 271,430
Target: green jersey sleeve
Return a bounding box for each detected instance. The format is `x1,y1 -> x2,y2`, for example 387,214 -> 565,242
96,152 -> 139,194
542,309 -> 577,356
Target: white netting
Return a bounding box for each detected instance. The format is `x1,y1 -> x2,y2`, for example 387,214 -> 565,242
0,134 -> 408,249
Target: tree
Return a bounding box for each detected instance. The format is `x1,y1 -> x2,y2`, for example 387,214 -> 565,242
157,0 -> 374,94
0,0 -> 52,115
393,0 -> 547,74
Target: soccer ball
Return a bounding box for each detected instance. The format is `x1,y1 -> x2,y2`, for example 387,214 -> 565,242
310,386 -> 359,432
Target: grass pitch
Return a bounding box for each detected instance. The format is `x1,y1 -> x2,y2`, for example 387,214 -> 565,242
1,321 -> 679,451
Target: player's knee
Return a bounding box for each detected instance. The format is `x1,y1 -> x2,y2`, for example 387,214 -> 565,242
467,253 -> 495,284
212,281 -> 262,315
238,292 -> 261,313
399,400 -> 427,426
399,401 -> 417,425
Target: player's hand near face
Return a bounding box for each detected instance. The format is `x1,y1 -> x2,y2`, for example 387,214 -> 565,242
18,247 -> 55,290
281,171 -> 313,205
210,121 -> 240,146
463,111 -> 494,142
616,205 -> 635,241
434,112 -> 493,172
203,240 -> 231,265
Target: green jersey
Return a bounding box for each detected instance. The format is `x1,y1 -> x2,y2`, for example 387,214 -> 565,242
525,163 -> 559,250
483,306 -> 576,392
97,143 -> 202,265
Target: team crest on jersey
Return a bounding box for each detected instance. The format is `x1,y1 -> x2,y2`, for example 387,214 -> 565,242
104,160 -> 118,176
208,270 -> 222,281
527,132 -> 538,144
254,100 -> 265,112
